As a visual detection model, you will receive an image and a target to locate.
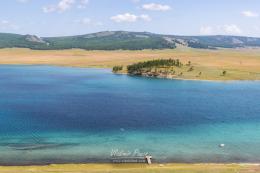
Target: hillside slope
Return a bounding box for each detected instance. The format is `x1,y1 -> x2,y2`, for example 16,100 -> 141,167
1,31 -> 260,50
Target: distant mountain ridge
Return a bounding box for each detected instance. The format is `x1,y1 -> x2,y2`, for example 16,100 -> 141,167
1,31 -> 260,50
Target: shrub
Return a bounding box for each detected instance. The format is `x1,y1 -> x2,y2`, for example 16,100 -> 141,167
112,66 -> 123,72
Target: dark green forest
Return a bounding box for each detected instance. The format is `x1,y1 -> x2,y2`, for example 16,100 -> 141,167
127,59 -> 183,74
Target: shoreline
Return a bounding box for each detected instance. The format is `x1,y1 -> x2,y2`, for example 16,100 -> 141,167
1,162 -> 260,167
0,63 -> 260,82
115,71 -> 260,82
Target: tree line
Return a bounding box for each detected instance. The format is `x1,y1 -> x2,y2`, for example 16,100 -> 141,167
127,59 -> 183,74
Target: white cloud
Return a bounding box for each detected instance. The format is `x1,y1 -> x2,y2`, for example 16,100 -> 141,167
200,24 -> 242,35
142,3 -> 171,11
111,13 -> 138,23
57,0 -> 75,12
43,0 -> 82,13
200,26 -> 213,35
221,24 -> 242,35
242,11 -> 259,17
110,13 -> 151,23
43,0 -> 90,13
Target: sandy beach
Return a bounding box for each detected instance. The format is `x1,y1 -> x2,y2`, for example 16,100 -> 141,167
0,163 -> 259,173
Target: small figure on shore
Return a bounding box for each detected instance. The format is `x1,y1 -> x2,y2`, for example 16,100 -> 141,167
145,156 -> 152,165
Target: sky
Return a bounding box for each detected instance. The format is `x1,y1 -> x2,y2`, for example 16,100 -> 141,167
0,0 -> 260,37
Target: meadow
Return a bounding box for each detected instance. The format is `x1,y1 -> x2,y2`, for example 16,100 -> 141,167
0,47 -> 260,80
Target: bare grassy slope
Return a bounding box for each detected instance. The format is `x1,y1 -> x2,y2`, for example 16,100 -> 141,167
0,48 -> 259,80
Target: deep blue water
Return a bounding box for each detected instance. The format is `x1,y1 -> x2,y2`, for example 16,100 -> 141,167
0,65 -> 260,165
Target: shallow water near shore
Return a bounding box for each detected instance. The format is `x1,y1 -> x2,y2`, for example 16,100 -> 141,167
0,65 -> 260,165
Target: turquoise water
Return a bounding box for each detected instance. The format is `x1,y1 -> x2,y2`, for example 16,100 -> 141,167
0,65 -> 260,165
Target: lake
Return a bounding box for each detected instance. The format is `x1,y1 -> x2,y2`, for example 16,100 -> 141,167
0,65 -> 260,165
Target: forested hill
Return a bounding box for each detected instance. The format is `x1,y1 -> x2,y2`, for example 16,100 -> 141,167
1,31 -> 260,50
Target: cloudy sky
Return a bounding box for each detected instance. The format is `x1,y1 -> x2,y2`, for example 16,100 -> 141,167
0,0 -> 260,37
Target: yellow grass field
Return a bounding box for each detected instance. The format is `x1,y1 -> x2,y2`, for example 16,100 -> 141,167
0,48 -> 260,80
0,164 -> 259,173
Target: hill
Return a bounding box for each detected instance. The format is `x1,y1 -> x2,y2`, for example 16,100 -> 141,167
0,31 -> 260,50
173,35 -> 260,49
0,33 -> 48,49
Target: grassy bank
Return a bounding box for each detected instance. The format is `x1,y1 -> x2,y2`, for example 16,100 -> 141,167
0,48 -> 260,80
0,163 -> 259,173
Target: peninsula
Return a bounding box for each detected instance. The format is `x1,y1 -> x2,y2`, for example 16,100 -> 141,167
0,31 -> 260,80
